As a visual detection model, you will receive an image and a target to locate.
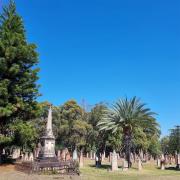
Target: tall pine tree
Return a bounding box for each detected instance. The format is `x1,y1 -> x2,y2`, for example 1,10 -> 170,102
0,1 -> 40,136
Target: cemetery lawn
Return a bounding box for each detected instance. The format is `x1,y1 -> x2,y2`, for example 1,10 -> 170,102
80,159 -> 180,180
0,160 -> 180,180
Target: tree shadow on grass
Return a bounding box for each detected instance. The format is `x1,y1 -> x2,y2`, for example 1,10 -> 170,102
165,167 -> 180,171
89,164 -> 128,170
89,164 -> 111,170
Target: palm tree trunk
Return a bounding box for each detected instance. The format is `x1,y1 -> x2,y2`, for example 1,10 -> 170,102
124,127 -> 132,168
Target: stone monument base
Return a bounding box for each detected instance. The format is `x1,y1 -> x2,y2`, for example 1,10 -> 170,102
15,159 -> 79,175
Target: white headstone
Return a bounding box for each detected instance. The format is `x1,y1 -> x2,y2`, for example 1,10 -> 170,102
122,159 -> 128,171
111,150 -> 118,171
161,162 -> 165,170
73,149 -> 78,160
157,158 -> 161,167
138,158 -> 142,171
24,152 -> 29,161
29,152 -> 34,161
90,150 -> 93,159
12,148 -> 20,159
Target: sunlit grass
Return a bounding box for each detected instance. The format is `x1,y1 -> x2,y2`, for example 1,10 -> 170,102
80,158 -> 180,180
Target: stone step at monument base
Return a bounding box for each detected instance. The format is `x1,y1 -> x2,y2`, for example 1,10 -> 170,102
35,157 -> 59,163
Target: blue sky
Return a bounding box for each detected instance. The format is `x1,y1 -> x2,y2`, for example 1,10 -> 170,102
1,0 -> 180,136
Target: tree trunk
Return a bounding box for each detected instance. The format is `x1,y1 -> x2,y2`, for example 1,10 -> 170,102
123,127 -> 132,168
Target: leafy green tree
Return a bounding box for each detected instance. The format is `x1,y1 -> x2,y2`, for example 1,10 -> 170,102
87,103 -> 108,153
106,128 -> 123,151
54,100 -> 91,151
98,97 -> 159,168
10,120 -> 38,151
169,126 -> 180,154
0,1 -> 40,140
148,136 -> 161,157
161,136 -> 170,155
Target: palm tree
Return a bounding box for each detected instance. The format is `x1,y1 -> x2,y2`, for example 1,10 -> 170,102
98,97 -> 159,168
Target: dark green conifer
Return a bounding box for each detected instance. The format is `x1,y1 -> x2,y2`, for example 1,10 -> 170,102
0,0 -> 40,136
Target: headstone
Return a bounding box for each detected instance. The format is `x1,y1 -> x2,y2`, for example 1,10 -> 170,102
109,152 -> 112,162
101,153 -> 104,162
122,159 -> 128,171
111,150 -> 118,171
79,151 -> 83,168
73,148 -> 78,160
86,152 -> 89,158
90,150 -> 93,159
93,152 -> 96,160
103,151 -> 105,159
117,153 -> 120,160
157,158 -> 161,167
57,150 -> 61,159
61,149 -> 67,161
161,161 -> 165,170
29,152 -> 34,161
66,151 -> 71,161
138,158 -> 142,171
24,152 -> 29,161
12,148 -> 21,159
176,154 -> 180,169
2,149 -> 5,155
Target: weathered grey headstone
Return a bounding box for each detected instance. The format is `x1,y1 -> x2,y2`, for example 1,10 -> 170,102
138,158 -> 142,171
157,158 -> 161,167
176,153 -> 180,169
122,159 -> 128,171
73,148 -> 78,160
109,152 -> 112,162
101,151 -> 105,162
160,154 -> 165,170
57,150 -> 61,158
111,150 -> 118,171
90,150 -> 93,159
61,149 -> 67,161
79,151 -> 83,168
93,152 -> 96,160
29,152 -> 34,161
12,148 -> 20,159
161,161 -> 165,170
24,152 -> 29,161
117,153 -> 120,160
103,151 -> 106,158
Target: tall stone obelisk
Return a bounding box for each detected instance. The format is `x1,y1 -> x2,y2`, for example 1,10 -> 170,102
39,106 -> 56,159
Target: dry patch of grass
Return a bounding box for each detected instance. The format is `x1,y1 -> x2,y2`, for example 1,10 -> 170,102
0,164 -> 15,172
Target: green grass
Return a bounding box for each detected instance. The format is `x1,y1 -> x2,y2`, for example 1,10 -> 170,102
80,159 -> 180,180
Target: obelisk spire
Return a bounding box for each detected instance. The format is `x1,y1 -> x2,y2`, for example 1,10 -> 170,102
46,105 -> 54,137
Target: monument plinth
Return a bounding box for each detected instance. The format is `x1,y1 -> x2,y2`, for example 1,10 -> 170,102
38,106 -> 56,160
